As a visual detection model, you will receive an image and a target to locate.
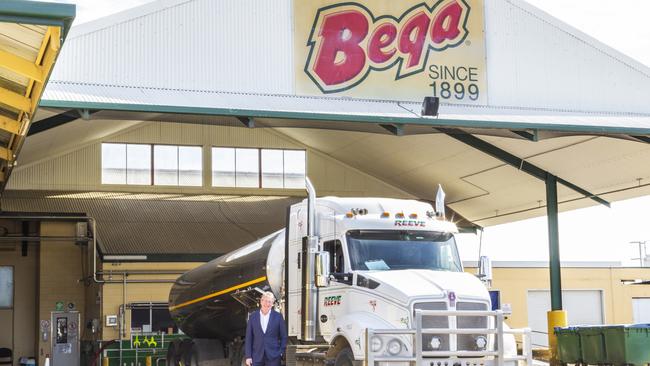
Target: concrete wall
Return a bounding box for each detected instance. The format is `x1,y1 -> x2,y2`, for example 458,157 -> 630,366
466,266 -> 650,329
0,239 -> 38,363
8,122 -> 414,199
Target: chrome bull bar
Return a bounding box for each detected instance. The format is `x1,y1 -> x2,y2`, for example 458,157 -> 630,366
366,310 -> 533,366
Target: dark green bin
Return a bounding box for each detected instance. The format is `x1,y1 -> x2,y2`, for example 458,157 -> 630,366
602,324 -> 650,365
578,326 -> 607,365
555,327 -> 582,364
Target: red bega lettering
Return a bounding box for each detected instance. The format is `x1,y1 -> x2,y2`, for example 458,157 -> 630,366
305,0 -> 470,93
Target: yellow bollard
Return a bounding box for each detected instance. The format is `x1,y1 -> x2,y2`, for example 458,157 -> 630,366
102,355 -> 109,366
547,310 -> 568,366
145,355 -> 152,366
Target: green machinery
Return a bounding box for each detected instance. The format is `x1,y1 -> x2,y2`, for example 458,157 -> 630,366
102,333 -> 188,366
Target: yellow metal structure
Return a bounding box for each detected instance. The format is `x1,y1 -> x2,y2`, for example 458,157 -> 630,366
547,310 -> 568,365
0,0 -> 73,189
0,49 -> 45,82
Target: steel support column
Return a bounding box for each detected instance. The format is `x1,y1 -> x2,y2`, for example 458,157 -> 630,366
546,174 -> 562,310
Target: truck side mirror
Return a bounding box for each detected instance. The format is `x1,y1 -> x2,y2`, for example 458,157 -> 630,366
477,255 -> 492,287
315,251 -> 330,287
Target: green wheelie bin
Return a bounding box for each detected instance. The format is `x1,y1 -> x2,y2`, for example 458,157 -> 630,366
602,324 -> 650,365
555,326 -> 582,364
578,326 -> 607,365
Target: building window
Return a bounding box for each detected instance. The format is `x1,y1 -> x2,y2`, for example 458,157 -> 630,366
102,143 -> 202,186
212,148 -> 305,188
0,266 -> 13,309
130,303 -> 177,333
154,145 -> 202,186
235,148 -> 260,188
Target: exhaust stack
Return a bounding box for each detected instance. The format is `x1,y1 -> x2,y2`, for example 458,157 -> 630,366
301,177 -> 318,341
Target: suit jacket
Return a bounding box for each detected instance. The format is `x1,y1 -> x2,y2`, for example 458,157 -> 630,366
245,309 -> 288,362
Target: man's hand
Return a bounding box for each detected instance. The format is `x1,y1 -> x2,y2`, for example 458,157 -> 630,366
246,358 -> 253,366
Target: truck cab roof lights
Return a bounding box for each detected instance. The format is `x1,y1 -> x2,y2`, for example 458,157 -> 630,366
381,212 -> 390,218
350,208 -> 368,215
409,213 -> 418,219
395,212 -> 405,219
346,212 -> 354,218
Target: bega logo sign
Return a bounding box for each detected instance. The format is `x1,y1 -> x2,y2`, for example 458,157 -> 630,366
304,0 -> 471,93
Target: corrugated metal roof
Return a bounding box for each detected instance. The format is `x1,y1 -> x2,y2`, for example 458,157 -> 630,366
44,0 -> 650,115
50,0 -> 293,94
40,81 -> 650,136
1,190 -> 301,257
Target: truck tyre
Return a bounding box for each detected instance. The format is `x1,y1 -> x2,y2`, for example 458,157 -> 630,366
185,343 -> 199,366
167,340 -> 181,366
334,347 -> 354,366
179,339 -> 193,366
230,341 -> 246,366
191,338 -> 225,366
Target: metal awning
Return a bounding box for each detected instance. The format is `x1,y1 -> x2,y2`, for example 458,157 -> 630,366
39,81 -> 650,138
29,81 -> 650,227
0,0 -> 74,192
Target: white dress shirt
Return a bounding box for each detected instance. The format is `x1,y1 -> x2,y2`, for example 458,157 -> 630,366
260,310 -> 270,333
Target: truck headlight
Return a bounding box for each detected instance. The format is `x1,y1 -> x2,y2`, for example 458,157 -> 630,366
370,336 -> 383,352
475,335 -> 487,350
429,336 -> 441,350
387,339 -> 402,355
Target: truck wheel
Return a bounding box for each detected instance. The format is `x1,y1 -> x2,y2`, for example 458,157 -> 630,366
167,340 -> 181,366
191,338 -> 224,365
334,348 -> 354,366
184,343 -> 199,366
179,339 -> 193,366
230,341 -> 246,366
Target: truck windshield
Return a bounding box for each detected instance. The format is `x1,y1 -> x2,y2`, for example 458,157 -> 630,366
346,230 -> 462,272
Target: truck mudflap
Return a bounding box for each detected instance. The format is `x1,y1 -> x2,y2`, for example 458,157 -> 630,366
366,310 -> 533,366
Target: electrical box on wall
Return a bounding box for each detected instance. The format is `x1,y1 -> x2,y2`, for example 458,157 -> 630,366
51,311 -> 80,366
105,315 -> 117,327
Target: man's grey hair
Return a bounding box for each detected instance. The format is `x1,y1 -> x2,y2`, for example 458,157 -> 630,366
261,291 -> 276,302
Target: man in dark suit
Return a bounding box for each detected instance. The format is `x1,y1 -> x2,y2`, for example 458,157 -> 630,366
245,291 -> 288,366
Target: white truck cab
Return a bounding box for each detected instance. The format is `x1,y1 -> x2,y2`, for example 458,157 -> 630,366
286,196 -> 532,366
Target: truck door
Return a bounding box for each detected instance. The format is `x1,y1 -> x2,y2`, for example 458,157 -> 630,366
318,240 -> 347,337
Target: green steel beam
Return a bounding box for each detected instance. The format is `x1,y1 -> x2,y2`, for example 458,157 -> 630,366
38,99 -> 650,137
439,128 -> 610,208
236,116 -> 255,128
0,0 -> 76,39
380,123 -> 404,136
547,174 -> 563,310
511,129 -> 538,141
631,135 -> 650,144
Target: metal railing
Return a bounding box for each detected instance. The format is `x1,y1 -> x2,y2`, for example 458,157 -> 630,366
366,310 -> 533,366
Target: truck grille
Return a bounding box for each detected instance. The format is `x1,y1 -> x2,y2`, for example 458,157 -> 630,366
456,302 -> 488,351
414,301 -> 489,355
413,302 -> 449,351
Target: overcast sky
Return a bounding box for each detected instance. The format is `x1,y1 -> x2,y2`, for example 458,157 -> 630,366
48,0 -> 650,264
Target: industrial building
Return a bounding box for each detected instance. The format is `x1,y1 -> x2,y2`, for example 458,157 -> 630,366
2,0 -> 650,365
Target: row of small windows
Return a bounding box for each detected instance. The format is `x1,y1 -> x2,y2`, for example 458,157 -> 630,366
101,143 -> 306,189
